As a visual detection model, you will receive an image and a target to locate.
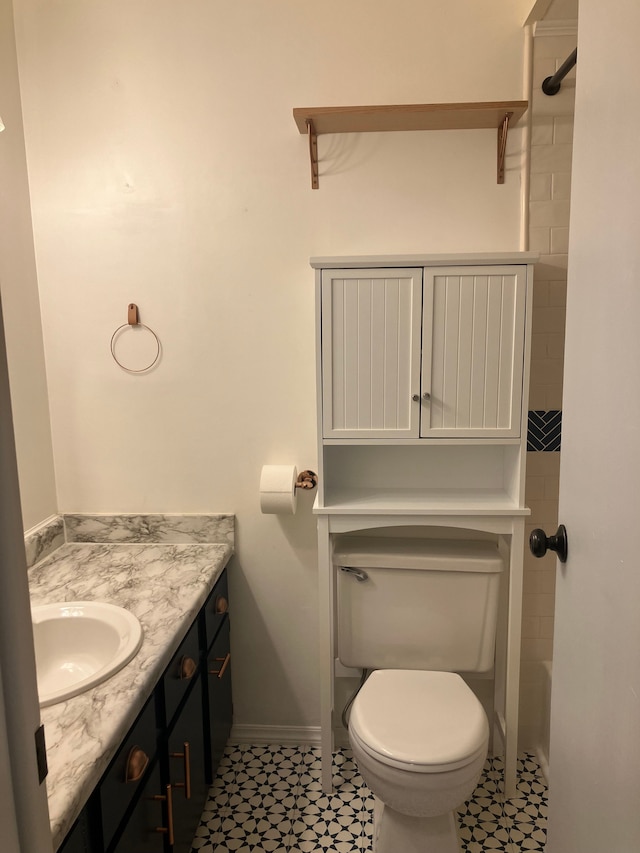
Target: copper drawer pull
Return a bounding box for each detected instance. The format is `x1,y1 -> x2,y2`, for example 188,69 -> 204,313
124,746 -> 149,783
214,595 -> 228,614
209,652 -> 230,679
169,741 -> 191,799
153,784 -> 175,845
179,655 -> 197,680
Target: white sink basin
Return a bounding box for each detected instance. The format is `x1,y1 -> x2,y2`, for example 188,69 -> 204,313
31,601 -> 143,707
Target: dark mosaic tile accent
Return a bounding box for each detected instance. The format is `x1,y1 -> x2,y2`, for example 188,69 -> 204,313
527,410 -> 562,452
191,746 -> 547,852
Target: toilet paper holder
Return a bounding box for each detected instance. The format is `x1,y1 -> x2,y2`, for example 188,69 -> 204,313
295,470 -> 318,490
259,465 -> 318,515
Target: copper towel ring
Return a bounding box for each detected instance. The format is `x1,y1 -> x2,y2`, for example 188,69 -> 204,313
110,303 -> 161,373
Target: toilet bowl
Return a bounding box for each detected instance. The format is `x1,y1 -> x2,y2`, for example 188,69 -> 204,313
334,536 -> 502,851
349,669 -> 489,853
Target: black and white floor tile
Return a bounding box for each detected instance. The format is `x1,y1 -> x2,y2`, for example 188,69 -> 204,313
457,754 -> 547,852
191,746 -> 547,853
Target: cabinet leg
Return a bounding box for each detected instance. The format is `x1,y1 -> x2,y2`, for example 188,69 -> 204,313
318,517 -> 334,794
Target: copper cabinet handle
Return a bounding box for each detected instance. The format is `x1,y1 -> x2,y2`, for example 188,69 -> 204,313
214,595 -> 229,614
124,746 -> 149,783
169,741 -> 191,799
153,784 -> 175,846
209,652 -> 230,679
179,655 -> 197,680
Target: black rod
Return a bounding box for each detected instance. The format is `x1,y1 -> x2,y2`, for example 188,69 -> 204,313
542,48 -> 577,95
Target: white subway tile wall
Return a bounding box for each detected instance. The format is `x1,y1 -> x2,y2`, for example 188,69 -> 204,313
520,29 -> 575,749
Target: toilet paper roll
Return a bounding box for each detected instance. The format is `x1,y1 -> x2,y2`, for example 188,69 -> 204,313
259,465 -> 298,515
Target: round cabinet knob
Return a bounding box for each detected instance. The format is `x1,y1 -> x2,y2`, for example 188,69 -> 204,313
529,524 -> 568,563
412,394 -> 420,402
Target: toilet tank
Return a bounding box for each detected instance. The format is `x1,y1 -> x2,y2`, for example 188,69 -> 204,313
335,537 -> 504,674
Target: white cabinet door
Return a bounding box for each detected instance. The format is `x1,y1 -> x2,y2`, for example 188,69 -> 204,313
321,268 -> 423,438
420,266 -> 526,438
320,265 -> 527,441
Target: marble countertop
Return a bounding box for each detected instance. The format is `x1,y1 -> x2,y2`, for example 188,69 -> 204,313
28,538 -> 233,850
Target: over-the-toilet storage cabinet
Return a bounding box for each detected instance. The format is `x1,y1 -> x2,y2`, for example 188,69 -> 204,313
313,253 -> 537,799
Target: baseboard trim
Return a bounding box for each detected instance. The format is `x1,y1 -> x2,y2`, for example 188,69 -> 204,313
229,724 -> 322,746
229,723 -> 355,749
535,745 -> 550,786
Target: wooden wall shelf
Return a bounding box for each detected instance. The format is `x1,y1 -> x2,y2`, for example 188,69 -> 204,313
293,101 -> 528,188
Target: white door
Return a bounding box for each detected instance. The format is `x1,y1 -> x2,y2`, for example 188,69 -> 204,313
0,669 -> 21,853
546,3 -> 640,852
0,300 -> 52,851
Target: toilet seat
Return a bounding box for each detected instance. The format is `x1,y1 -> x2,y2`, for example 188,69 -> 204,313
349,670 -> 489,773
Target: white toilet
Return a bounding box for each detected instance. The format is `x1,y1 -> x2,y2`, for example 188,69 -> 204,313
334,537 -> 504,853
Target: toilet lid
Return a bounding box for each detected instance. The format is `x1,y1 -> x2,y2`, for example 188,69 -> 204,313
349,670 -> 489,773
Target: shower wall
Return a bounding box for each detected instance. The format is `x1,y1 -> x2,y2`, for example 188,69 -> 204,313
520,21 -> 576,763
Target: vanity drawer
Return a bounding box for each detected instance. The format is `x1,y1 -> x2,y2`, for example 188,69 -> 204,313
98,696 -> 158,852
162,617 -> 201,726
203,570 -> 229,651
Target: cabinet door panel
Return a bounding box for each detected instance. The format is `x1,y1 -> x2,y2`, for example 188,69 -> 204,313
59,812 -> 92,853
167,682 -> 207,853
110,761 -> 165,853
206,617 -> 232,782
422,266 -> 526,438
321,268 -> 423,438
99,697 -> 158,852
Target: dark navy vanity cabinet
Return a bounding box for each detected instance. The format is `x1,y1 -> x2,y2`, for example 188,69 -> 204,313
58,568 -> 232,853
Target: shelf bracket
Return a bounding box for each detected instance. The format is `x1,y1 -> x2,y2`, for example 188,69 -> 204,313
497,112 -> 513,184
306,119 -> 319,190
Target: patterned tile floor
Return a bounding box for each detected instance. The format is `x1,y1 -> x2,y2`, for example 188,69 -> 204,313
191,745 -> 547,853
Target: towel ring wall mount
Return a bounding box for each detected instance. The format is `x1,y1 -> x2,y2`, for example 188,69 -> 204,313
110,303 -> 161,373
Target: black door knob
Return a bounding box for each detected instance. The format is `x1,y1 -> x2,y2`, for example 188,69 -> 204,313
529,524 -> 568,563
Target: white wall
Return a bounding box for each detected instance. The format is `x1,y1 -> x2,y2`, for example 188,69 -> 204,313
0,0 -> 56,531
13,0 -> 532,731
